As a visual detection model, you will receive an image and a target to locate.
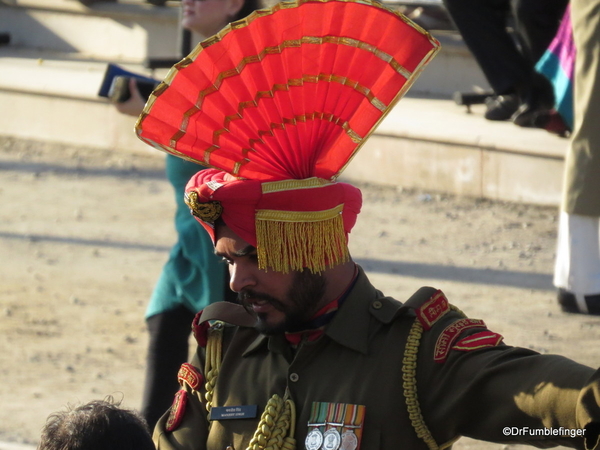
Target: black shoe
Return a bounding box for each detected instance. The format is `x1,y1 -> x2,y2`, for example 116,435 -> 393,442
512,75 -> 555,127
557,289 -> 600,315
484,94 -> 520,121
512,102 -> 553,128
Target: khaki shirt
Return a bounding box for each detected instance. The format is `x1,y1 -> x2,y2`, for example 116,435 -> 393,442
154,267 -> 600,450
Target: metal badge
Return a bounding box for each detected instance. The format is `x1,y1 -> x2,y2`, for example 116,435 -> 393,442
322,429 -> 341,450
305,429 -> 323,450
340,430 -> 358,450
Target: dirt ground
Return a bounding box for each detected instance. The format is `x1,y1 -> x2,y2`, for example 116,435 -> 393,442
1,136 -> 599,449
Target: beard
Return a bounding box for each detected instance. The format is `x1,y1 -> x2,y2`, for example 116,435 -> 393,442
237,269 -> 327,335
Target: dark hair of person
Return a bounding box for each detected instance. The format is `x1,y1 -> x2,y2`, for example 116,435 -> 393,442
38,396 -> 155,450
234,0 -> 264,23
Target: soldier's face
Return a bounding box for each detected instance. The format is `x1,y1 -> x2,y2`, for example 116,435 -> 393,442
215,224 -> 327,334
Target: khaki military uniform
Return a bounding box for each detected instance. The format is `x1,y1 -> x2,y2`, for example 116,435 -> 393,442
154,267 -> 600,450
562,0 -> 600,216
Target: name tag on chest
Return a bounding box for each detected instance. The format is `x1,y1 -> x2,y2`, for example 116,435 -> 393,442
210,405 -> 258,420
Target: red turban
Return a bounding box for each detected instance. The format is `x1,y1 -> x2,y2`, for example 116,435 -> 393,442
185,169 -> 362,272
135,0 -> 440,272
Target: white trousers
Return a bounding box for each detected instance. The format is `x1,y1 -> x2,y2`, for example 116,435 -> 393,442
554,212 -> 600,307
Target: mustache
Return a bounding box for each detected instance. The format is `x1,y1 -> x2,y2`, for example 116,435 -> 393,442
237,289 -> 286,312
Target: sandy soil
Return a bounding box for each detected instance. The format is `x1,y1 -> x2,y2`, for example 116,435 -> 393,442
1,136 -> 599,449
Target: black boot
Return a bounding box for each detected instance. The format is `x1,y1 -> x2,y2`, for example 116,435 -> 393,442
484,94 -> 520,121
557,289 -> 600,315
512,74 -> 555,127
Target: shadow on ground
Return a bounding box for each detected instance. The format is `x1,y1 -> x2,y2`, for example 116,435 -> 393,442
0,230 -> 553,291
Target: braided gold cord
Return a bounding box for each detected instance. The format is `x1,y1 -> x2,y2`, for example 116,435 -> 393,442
203,305 -> 465,446
202,322 -> 297,449
402,319 -> 438,450
402,304 -> 466,450
246,393 -> 297,450
204,322 -> 224,414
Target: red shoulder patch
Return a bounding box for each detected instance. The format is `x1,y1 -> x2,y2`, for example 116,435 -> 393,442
434,318 -> 486,363
166,390 -> 188,432
192,310 -> 209,347
178,363 -> 203,390
453,331 -> 503,352
416,290 -> 450,330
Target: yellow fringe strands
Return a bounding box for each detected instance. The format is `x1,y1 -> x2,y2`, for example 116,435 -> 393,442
255,205 -> 349,273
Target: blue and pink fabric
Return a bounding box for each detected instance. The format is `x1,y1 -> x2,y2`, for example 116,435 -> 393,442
536,5 -> 575,130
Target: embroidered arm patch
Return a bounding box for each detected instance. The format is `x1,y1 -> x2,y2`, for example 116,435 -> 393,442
434,318 -> 486,363
452,330 -> 503,351
166,390 -> 188,432
415,290 -> 450,330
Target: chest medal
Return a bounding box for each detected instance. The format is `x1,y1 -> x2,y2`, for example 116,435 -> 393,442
305,402 -> 365,450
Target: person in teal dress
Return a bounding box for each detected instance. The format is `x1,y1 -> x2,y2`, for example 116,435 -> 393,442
110,0 -> 263,429
141,155 -> 234,429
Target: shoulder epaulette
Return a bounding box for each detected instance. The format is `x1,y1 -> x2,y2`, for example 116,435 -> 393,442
178,362 -> 203,390
200,301 -> 256,327
192,310 -> 210,347
192,302 -> 255,347
369,296 -> 404,323
402,287 -> 450,330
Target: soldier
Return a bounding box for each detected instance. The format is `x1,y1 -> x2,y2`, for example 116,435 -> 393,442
135,1 -> 600,449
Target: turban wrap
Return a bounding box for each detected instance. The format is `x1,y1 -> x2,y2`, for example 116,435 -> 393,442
185,170 -> 362,273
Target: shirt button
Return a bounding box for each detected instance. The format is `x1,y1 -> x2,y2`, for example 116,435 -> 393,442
372,300 -> 383,310
290,373 -> 299,382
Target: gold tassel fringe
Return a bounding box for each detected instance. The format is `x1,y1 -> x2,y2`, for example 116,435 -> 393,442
255,205 -> 348,273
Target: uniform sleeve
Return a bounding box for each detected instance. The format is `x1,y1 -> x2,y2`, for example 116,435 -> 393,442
414,308 -> 600,449
153,348 -> 211,449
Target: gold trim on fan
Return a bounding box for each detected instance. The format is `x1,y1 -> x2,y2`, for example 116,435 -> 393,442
135,0 -> 441,180
169,35 -> 410,153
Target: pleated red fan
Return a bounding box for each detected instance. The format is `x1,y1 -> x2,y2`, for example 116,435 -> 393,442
136,0 -> 440,182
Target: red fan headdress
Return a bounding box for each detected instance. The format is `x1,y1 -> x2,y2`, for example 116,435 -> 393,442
136,0 -> 440,273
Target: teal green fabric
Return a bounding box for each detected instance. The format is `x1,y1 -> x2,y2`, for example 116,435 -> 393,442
145,155 -> 225,318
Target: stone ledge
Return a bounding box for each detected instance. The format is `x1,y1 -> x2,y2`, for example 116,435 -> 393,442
0,51 -> 162,100
0,0 -> 179,20
378,97 -> 567,159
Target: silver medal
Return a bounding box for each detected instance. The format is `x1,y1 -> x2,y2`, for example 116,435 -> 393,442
305,429 -> 323,450
322,429 -> 341,450
340,430 -> 358,450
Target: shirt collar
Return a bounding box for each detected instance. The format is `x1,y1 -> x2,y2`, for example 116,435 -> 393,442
283,264 -> 359,346
324,265 -> 379,355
